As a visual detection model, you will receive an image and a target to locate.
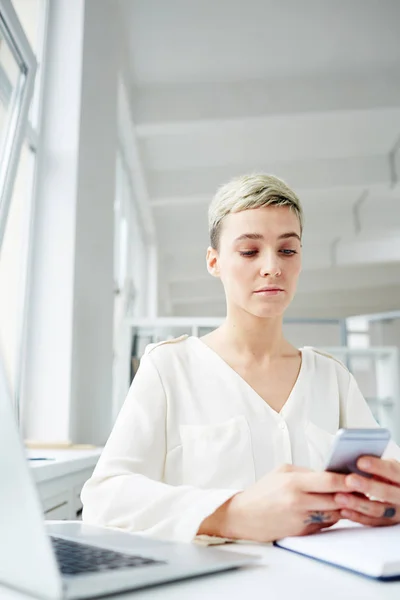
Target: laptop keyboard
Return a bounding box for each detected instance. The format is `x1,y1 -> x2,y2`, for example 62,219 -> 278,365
50,536 -> 166,576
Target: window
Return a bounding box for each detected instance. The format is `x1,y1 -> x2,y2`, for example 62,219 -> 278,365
346,315 -> 369,333
112,147 -> 151,419
0,25 -> 20,142
0,0 -> 42,415
346,315 -> 371,372
0,0 -> 36,230
11,0 -> 43,57
113,161 -> 129,295
347,315 -> 370,350
0,141 -> 34,395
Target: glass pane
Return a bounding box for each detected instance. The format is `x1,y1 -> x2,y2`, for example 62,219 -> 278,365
347,332 -> 370,349
0,141 -> 35,397
0,101 -> 6,137
346,316 -> 369,333
0,9 -> 33,234
0,28 -> 19,85
0,28 -> 20,145
11,0 -> 43,55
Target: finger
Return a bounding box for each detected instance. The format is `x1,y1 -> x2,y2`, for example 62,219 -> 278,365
345,473 -> 400,505
296,471 -> 348,493
340,508 -> 398,528
298,493 -> 340,512
303,509 -> 342,526
299,518 -> 340,537
357,457 -> 400,486
335,493 -> 398,520
300,516 -> 341,536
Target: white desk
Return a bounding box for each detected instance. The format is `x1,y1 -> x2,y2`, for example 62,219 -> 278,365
1,531 -> 400,600
28,449 -> 102,485
28,448 -> 102,519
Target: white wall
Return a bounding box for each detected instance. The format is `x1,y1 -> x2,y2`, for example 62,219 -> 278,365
23,0 -> 119,445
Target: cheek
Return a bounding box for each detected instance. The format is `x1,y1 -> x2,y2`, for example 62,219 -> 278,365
219,257 -> 252,285
231,257 -> 256,279
230,261 -> 248,277
287,258 -> 302,280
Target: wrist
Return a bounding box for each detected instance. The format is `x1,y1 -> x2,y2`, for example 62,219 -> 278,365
197,492 -> 244,539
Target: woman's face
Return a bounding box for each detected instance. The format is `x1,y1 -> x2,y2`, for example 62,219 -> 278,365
207,205 -> 302,318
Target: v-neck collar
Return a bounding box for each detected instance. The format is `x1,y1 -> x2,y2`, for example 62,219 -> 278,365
189,335 -> 308,418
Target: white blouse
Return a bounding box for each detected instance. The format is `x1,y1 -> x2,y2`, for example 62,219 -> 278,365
81,335 -> 400,543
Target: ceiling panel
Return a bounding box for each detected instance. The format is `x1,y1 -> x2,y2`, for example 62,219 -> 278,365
125,0 -> 400,84
139,109 -> 400,170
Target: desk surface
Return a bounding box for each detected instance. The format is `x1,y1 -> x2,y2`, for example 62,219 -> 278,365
1,534 -> 400,600
28,448 -> 102,483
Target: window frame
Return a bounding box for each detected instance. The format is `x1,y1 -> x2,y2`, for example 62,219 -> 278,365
0,0 -> 36,245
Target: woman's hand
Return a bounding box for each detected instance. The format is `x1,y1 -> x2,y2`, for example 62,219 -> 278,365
334,457 -> 400,526
200,464 -> 349,543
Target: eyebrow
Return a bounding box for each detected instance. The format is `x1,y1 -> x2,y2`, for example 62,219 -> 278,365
234,232 -> 301,243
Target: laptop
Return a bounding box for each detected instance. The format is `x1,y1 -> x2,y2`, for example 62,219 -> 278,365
0,360 -> 257,599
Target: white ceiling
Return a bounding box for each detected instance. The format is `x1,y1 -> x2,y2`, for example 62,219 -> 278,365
119,0 -> 400,318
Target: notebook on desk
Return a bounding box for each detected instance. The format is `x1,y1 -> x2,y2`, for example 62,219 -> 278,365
275,521 -> 400,580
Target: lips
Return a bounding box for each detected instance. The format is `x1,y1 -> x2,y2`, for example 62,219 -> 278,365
254,287 -> 284,293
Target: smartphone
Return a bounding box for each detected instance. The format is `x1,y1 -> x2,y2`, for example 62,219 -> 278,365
325,428 -> 391,477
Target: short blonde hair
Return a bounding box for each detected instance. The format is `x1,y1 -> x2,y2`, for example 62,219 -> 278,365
208,173 -> 304,249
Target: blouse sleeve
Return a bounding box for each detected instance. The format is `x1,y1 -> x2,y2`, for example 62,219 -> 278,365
81,353 -> 238,543
342,373 -> 400,461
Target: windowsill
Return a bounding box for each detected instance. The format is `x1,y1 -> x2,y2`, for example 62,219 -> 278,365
27,448 -> 102,484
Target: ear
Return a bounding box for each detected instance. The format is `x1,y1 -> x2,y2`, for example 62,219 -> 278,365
206,246 -> 220,278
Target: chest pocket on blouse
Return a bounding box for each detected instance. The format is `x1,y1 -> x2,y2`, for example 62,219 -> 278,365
179,415 -> 256,490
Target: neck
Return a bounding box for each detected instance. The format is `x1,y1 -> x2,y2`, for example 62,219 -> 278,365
220,305 -> 285,360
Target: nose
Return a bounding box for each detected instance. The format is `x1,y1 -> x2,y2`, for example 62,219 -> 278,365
260,251 -> 281,277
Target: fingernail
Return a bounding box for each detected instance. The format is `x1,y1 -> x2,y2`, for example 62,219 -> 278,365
358,458 -> 371,470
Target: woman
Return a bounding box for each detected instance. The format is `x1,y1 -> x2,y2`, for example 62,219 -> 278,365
82,174 -> 400,544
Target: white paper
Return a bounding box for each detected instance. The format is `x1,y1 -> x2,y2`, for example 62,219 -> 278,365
276,521 -> 400,578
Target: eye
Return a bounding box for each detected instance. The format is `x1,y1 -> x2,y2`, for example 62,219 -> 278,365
239,250 -> 258,257
279,249 -> 298,256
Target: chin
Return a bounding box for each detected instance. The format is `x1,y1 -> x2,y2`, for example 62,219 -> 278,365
249,295 -> 293,318
228,291 -> 293,319
241,303 -> 287,319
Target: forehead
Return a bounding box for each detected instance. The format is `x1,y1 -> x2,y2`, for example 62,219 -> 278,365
221,205 -> 301,241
